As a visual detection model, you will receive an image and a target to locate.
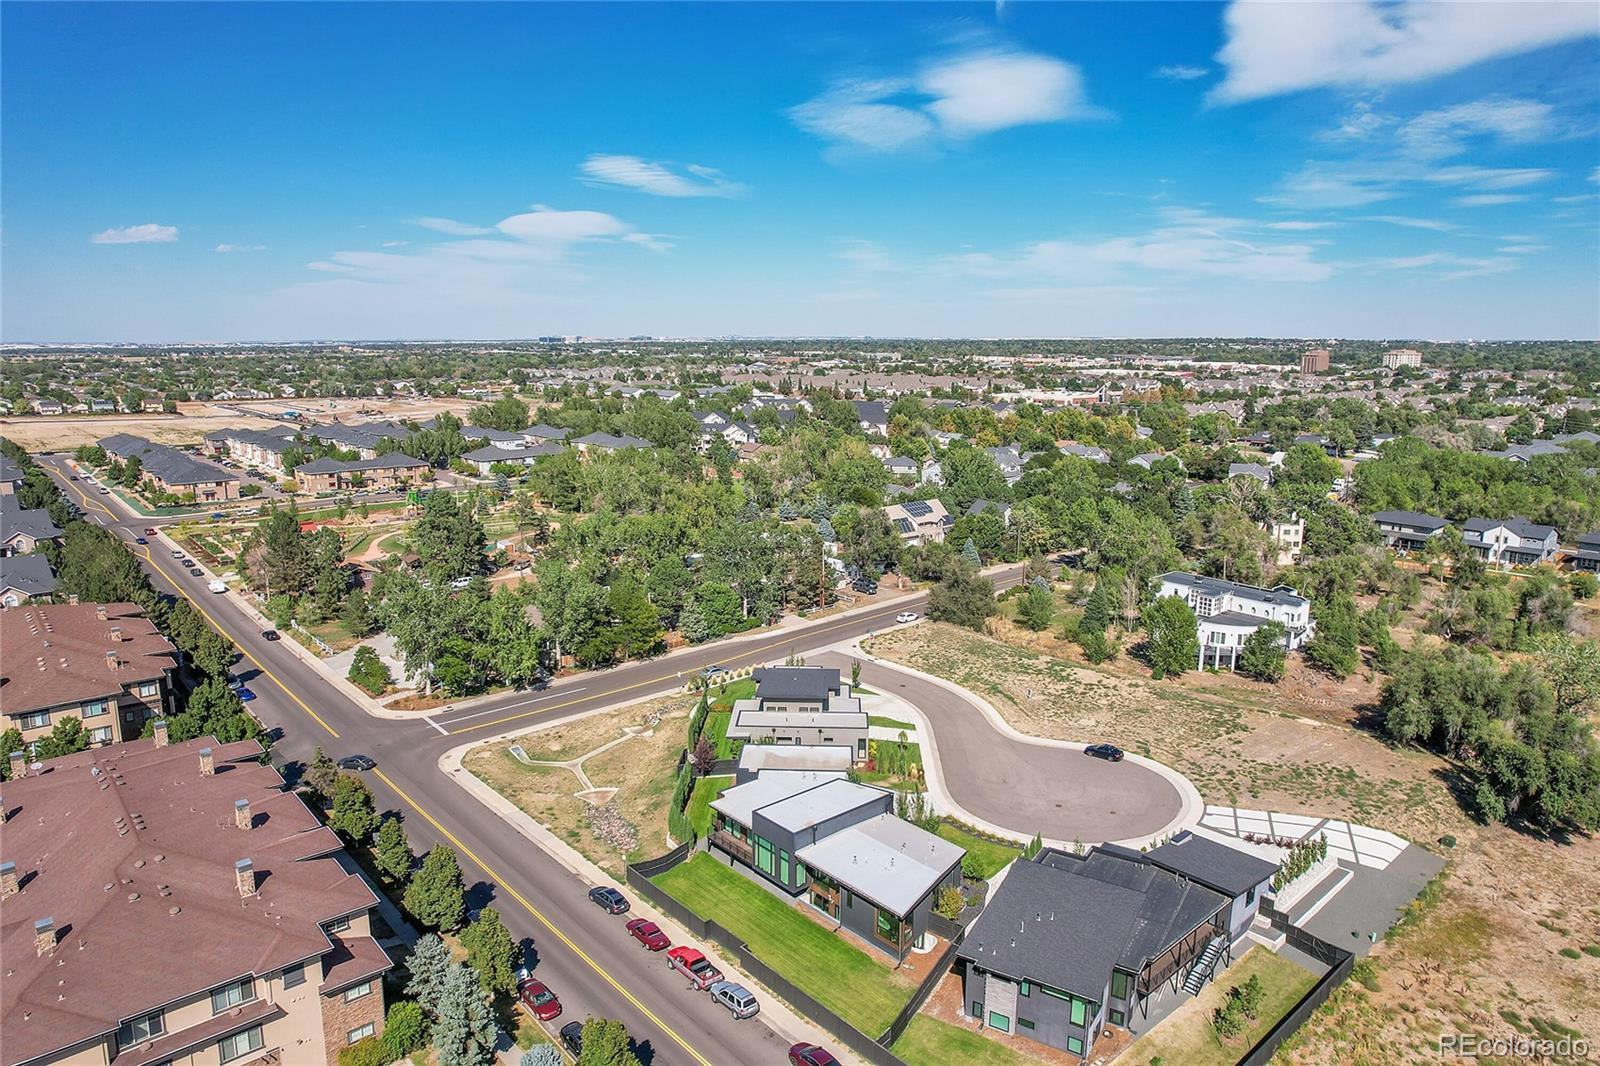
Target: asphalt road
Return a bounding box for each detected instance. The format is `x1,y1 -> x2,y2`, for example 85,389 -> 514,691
815,652 -> 1184,843
39,453 -> 1028,1066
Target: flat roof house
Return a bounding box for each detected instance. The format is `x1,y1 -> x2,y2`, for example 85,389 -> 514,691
1371,510 -> 1450,553
1156,572 -> 1314,671
724,666 -> 869,762
1461,517 -> 1559,567
2,601 -> 180,748
956,834 -> 1276,1061
98,434 -> 240,502
708,773 -> 963,960
0,734 -> 393,1066
883,498 -> 950,548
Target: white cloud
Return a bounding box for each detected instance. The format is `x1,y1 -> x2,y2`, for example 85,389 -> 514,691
1212,1 -> 1599,103
1263,220 -> 1339,230
1422,165 -> 1552,189
1154,65 -> 1209,81
215,243 -> 265,253
1497,243 -> 1548,254
381,240 -> 410,248
579,154 -> 744,197
495,205 -> 632,246
1369,250 -> 1519,279
91,223 -> 178,245
790,48 -> 1101,154
1358,215 -> 1461,233
410,216 -> 494,236
1264,160 -> 1554,209
1452,193 -> 1530,206
1397,98 -> 1556,158
838,239 -> 898,272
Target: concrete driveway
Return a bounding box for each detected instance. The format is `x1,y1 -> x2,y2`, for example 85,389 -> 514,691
818,651 -> 1193,847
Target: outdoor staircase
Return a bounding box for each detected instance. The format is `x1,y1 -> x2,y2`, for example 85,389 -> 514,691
1182,936 -> 1227,996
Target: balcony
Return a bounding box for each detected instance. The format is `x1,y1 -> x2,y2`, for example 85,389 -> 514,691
709,829 -> 754,866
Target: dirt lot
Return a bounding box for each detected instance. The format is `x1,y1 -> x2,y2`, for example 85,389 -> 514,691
0,396 -> 471,451
1278,827 -> 1600,1066
866,622 -> 1473,844
463,695 -> 690,879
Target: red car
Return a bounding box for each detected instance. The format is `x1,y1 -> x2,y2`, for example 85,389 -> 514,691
625,918 -> 670,951
666,946 -> 722,990
789,1044 -> 839,1066
516,971 -> 562,1021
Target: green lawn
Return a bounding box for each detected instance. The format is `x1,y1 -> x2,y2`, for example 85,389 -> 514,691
687,775 -> 732,835
710,678 -> 756,709
935,820 -> 1021,880
1122,946 -> 1321,1066
891,1015 -> 1040,1066
869,715 -> 916,731
652,852 -> 915,1036
706,710 -> 737,760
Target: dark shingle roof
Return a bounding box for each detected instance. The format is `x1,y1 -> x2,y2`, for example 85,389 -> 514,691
97,435 -> 238,487
0,554 -> 57,597
1145,831 -> 1279,897
1371,510 -> 1449,531
753,666 -> 841,702
0,497 -> 63,543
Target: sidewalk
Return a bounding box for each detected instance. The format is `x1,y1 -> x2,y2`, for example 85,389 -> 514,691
438,730 -> 864,1065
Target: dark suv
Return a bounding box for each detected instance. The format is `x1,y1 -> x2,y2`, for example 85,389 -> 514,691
588,886 -> 629,914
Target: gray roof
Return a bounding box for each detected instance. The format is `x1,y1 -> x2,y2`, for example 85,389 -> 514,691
737,745 -> 855,776
1145,831 -> 1280,897
460,426 -> 526,444
1462,516 -> 1557,540
710,770 -> 848,827
753,666 -> 840,702
98,435 -> 238,487
1202,610 -> 1275,629
0,455 -> 24,485
1228,463 -> 1273,481
0,554 -> 58,596
1371,510 -> 1449,531
522,424 -> 570,441
1158,571 -> 1308,610
461,443 -> 565,464
796,813 -> 964,916
0,497 -> 63,543
757,777 -> 886,834
296,453 -> 428,474
854,401 -> 888,425
966,499 -> 1011,517
574,431 -> 653,450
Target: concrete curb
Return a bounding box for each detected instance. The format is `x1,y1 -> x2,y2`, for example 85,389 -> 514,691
841,639 -> 1205,851
437,721 -> 862,1064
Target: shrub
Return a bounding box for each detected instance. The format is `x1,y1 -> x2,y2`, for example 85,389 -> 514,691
1212,1000 -> 1244,1038
381,1000 -> 427,1057
338,1037 -> 391,1066
960,853 -> 986,881
933,886 -> 965,920
1570,572 -> 1599,600
348,645 -> 393,696
520,1047 -> 563,1066
1559,947 -> 1581,959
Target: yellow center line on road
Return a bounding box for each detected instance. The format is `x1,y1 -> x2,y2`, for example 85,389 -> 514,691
374,767 -> 715,1066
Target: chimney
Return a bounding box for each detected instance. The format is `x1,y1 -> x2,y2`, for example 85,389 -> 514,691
9,751 -> 25,779
110,625 -> 124,643
67,593 -> 80,606
35,917 -> 56,956
95,604 -> 108,621
0,861 -> 18,899
235,858 -> 255,896
199,747 -> 214,776
0,794 -> 7,823
105,650 -> 119,670
153,719 -> 169,747
234,798 -> 252,830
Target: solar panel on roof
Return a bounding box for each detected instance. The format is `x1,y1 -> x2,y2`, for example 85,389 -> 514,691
895,518 -> 913,533
902,500 -> 933,517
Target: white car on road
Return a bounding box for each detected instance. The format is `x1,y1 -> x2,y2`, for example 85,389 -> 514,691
207,580 -> 228,594
895,611 -> 919,624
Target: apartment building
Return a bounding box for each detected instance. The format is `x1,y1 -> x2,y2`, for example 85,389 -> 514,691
201,428 -> 297,472
461,442 -> 565,474
293,454 -> 429,494
572,432 -> 653,457
1156,572 -> 1315,671
1382,349 -> 1423,369
1299,349 -> 1330,374
98,435 -> 239,502
1,602 -> 179,747
0,734 -> 392,1066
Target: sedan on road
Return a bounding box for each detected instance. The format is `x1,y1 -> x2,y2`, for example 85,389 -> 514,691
666,946 -> 722,990
135,537 -> 148,545
625,918 -> 670,951
1084,743 -> 1125,762
895,611 -> 918,623
789,1045 -> 839,1066
558,1022 -> 583,1057
233,687 -> 257,702
262,630 -> 281,641
188,567 -> 204,577
588,886 -> 629,914
145,528 -> 158,536
708,980 -> 759,1019
515,970 -> 562,1021
337,754 -> 376,771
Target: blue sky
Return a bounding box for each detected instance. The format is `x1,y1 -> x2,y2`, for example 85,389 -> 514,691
3,1 -> 1597,341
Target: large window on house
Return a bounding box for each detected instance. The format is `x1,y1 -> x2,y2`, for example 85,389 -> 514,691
210,977 -> 255,1013
1066,1035 -> 1084,1055
987,1011 -> 1010,1033
754,837 -> 776,876
347,1023 -> 376,1045
342,981 -> 374,1003
874,907 -> 903,946
218,1026 -> 263,1063
117,1010 -> 166,1049
81,700 -> 110,718
1070,997 -> 1088,1026
1111,971 -> 1129,999
778,849 -> 790,883
18,711 -> 49,730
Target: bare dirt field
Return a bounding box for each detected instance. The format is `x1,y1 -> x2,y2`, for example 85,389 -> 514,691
0,397 -> 472,452
463,694 -> 689,879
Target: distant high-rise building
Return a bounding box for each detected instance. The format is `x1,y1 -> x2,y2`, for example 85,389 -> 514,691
1383,349 -> 1423,369
1299,349 -> 1330,374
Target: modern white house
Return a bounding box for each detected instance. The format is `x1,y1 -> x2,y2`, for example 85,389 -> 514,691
1156,572 -> 1315,671
724,666 -> 869,762
1461,517 -> 1559,567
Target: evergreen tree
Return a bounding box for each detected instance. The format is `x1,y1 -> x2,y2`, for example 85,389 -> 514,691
927,564 -> 996,631
461,906 -> 520,997
373,815 -> 413,883
1306,593 -> 1360,679
1016,583 -> 1055,631
304,746 -> 339,803
520,1047 -> 564,1066
404,845 -> 467,931
328,773 -> 378,842
962,538 -> 982,566
778,499 -> 798,521
405,934 -> 453,1015
1238,622 -> 1287,682
1141,594 -> 1199,679
432,963 -> 497,1066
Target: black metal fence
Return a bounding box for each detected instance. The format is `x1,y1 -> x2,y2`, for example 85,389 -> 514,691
1236,904 -> 1355,1066
877,916 -> 967,1048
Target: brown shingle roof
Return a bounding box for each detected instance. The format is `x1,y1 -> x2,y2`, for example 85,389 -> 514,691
0,736 -> 381,1066
1,603 -> 178,717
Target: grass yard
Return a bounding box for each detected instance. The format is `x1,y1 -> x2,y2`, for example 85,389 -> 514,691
1123,947 -> 1321,1066
706,710 -> 737,760
652,852 -> 916,1036
869,714 -> 916,730
687,774 -> 733,835
709,677 -> 756,708
934,820 -> 1021,880
891,1015 -> 1042,1066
